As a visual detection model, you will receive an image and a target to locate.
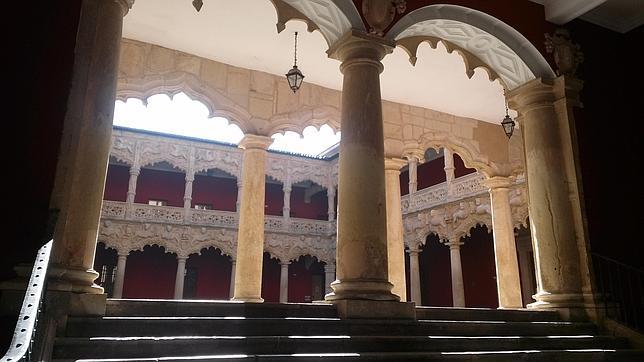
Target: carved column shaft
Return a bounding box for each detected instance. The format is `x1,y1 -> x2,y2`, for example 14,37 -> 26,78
325,33 -> 397,302
48,0 -> 131,294
446,241 -> 465,308
283,185 -> 291,219
112,253 -> 128,299
236,180 -> 243,213
174,257 -> 187,300
408,157 -> 418,195
324,263 -> 336,295
327,187 -> 336,222
486,177 -> 523,308
443,149 -> 455,197
385,158 -> 407,302
126,166 -> 140,204
229,259 -> 236,299
232,135 -> 273,302
407,248 -> 421,305
279,262 -> 290,303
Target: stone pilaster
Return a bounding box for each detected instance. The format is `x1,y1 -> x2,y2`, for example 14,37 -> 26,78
485,176 -> 523,309
112,253 -> 128,299
407,247 -> 422,305
509,78 -> 585,318
232,134 -> 273,302
446,240 -> 465,307
174,256 -> 187,300
385,158 -> 408,302
48,0 -> 133,296
324,32 -> 398,303
279,261 -> 290,303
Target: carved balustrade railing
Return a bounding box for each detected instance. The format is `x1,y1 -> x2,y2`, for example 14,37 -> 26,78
401,172 -> 487,214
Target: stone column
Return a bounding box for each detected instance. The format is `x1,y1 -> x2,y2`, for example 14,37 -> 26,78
125,166 -> 140,204
327,186 -> 336,222
508,78 -> 584,316
236,179 -> 243,213
385,158 -> 408,302
443,148 -> 455,197
407,156 -> 419,195
112,253 -> 128,299
485,176 -> 523,309
232,135 -> 273,302
283,184 -> 291,219
183,169 -> 195,221
324,32 -> 397,303
407,247 -> 422,305
48,0 -> 133,295
229,259 -> 236,299
174,256 -> 187,300
324,263 -> 336,295
446,241 -> 465,307
279,261 -> 290,303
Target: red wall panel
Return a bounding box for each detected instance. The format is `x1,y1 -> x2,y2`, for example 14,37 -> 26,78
265,182 -> 284,216
288,256 -> 325,302
290,187 -> 328,220
261,252 -> 281,302
454,153 -> 477,178
122,246 -> 177,299
186,247 -> 232,300
192,175 -> 238,211
104,164 -> 129,202
420,235 -> 452,306
417,157 -> 447,190
461,225 -> 498,308
134,168 -> 185,207
400,170 -> 410,195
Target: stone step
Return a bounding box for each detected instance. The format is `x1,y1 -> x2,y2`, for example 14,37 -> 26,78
65,317 -> 598,338
52,335 -> 629,360
52,349 -> 644,362
415,306 -> 562,322
106,299 -> 337,318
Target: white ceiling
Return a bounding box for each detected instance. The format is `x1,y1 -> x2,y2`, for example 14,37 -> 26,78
122,0 -> 511,125
530,0 -> 644,33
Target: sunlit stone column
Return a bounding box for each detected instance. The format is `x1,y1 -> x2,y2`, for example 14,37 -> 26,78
485,176 -> 522,308
407,156 -> 419,195
183,168 -> 195,221
229,259 -> 236,299
232,135 -> 273,302
324,263 -> 335,295
385,158 -> 407,302
443,149 -> 455,197
48,0 -> 133,295
324,32 -> 397,303
279,261 -> 290,303
407,247 -> 422,305
509,79 -> 584,316
446,240 -> 465,307
112,253 -> 128,299
327,186 -> 336,222
174,256 -> 187,300
125,166 -> 140,204
283,184 -> 291,219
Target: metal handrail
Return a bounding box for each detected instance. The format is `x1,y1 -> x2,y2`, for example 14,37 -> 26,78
1,240 -> 53,362
592,252 -> 644,332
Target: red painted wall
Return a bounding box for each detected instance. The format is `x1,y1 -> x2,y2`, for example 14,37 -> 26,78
417,157 -> 447,190
288,256 -> 325,302
400,171 -> 410,195
420,235 -> 452,306
186,247 -> 232,300
454,153 -> 477,178
265,183 -> 284,216
104,164 -> 129,202
461,225 -> 499,308
290,187 -> 328,220
261,252 -> 281,302
192,175 -> 238,211
134,168 -> 185,207
122,246 -> 177,299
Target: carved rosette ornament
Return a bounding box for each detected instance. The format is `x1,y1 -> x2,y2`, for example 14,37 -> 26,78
362,0 -> 407,36
545,28 -> 584,76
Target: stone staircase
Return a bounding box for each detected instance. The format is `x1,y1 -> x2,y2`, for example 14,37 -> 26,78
52,299 -> 644,361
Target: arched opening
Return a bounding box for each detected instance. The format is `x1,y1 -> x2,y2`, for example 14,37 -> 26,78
288,255 -> 326,303
515,223 -> 537,307
265,176 -> 284,217
419,234 -> 452,307
461,225 -> 498,308
135,161 -> 185,208
290,181 -> 328,220
93,242 -> 118,297
103,158 -> 130,202
122,245 -> 177,299
261,252 -> 281,303
192,168 -> 238,212
184,247 -> 233,300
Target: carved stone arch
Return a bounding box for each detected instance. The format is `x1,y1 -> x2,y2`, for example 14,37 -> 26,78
268,105 -> 341,136
265,159 -> 288,185
450,215 -> 493,243
387,4 -> 555,90
268,0 -> 363,48
140,159 -> 187,173
110,136 -> 137,166
116,71 -> 255,133
417,131 -> 495,176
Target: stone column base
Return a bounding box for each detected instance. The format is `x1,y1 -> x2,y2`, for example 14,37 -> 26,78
325,279 -> 399,301
48,265 -> 103,294
528,292 -> 590,321
329,300 -> 416,320
231,297 -> 264,303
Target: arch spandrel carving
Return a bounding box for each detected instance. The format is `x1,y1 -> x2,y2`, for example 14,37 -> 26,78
111,136 -> 137,166
138,140 -> 190,172
193,147 -> 242,179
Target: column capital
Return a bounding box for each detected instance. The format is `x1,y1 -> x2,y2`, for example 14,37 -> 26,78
445,240 -> 464,250
406,247 -> 421,256
384,157 -> 407,172
507,78 -> 556,116
113,0 -> 135,16
484,176 -> 513,190
177,256 -> 188,262
402,150 -> 424,163
280,261 -> 291,267
129,166 -> 140,175
327,30 -> 394,64
117,252 -> 129,258
324,263 -> 336,273
238,134 -> 273,150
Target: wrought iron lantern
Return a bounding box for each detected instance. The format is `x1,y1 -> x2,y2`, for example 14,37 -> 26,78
501,90 -> 515,138
286,32 -> 304,93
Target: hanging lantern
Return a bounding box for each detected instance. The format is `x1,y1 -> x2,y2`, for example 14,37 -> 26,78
501,89 -> 515,138
286,32 -> 305,93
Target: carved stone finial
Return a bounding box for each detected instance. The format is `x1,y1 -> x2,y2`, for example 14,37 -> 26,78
545,28 -> 584,76
362,0 -> 407,37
